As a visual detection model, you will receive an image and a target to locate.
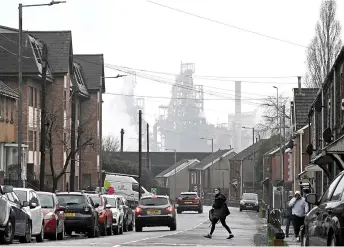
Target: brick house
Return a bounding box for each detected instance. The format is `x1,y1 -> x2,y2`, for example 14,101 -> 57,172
307,46 -> 344,194
0,26 -> 104,190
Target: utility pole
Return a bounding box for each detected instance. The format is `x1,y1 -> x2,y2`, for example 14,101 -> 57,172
252,127 -> 255,193
70,84 -> 77,192
120,128 -> 124,152
17,3 -> 23,187
147,123 -> 150,170
174,150 -> 177,200
281,105 -> 286,208
138,110 -> 142,200
39,44 -> 48,191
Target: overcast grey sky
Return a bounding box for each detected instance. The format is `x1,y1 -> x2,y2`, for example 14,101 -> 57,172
2,0 -> 342,150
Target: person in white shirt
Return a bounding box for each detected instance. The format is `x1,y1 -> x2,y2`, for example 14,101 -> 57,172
288,190 -> 309,239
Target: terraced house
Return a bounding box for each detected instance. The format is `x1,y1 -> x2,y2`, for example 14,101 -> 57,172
306,46 -> 344,195
0,25 -> 105,190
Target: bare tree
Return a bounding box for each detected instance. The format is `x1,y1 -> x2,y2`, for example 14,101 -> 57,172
305,0 -> 342,88
257,95 -> 290,138
102,135 -> 120,153
45,101 -> 96,191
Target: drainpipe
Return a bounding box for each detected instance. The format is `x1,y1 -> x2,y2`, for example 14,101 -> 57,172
321,90 -> 324,149
240,159 -> 243,195
299,130 -> 303,174
333,69 -> 337,140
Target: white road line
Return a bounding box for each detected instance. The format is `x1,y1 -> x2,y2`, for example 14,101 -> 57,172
113,220 -> 207,247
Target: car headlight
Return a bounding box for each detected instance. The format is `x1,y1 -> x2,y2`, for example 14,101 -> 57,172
240,201 -> 245,205
112,212 -> 118,218
44,212 -> 55,220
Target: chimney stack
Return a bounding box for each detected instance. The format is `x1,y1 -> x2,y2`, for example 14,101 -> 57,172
298,76 -> 302,94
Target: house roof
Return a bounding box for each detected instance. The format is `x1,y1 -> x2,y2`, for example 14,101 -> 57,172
231,140 -> 264,161
0,33 -> 39,74
190,149 -> 235,170
29,31 -> 72,74
292,88 -> 318,131
74,55 -> 105,92
0,80 -> 18,98
156,159 -> 199,178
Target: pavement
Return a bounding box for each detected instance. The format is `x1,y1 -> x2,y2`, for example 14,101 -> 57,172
13,206 -> 266,246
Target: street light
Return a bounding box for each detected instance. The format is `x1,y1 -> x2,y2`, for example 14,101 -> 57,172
242,126 -> 256,192
201,137 -> 213,192
17,0 -> 66,187
166,148 -> 177,200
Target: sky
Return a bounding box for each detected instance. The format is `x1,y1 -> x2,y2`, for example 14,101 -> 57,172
1,0 -> 343,151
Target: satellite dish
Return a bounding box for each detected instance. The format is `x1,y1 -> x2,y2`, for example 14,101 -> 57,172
323,128 -> 333,143
305,144 -> 313,156
314,98 -> 322,112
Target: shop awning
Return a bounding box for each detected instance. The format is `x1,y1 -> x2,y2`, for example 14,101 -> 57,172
325,135 -> 344,154
305,164 -> 323,172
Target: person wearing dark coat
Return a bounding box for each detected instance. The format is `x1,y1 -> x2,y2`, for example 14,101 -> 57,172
204,188 -> 234,239
285,196 -> 293,237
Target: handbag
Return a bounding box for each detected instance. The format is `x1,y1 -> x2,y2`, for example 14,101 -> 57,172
224,203 -> 230,216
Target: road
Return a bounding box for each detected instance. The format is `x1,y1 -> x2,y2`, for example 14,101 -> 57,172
14,206 -> 266,246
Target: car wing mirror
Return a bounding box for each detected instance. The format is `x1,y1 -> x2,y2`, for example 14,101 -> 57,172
306,193 -> 318,205
29,202 -> 37,209
21,201 -> 29,208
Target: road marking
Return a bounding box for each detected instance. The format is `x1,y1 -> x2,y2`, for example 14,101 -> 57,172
113,219 -> 207,247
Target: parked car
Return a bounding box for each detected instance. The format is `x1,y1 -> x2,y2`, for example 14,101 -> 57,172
113,194 -> 134,232
86,193 -> 113,236
36,191 -> 65,240
0,185 -> 31,244
135,195 -> 176,232
56,192 -> 99,238
14,188 -> 44,242
102,195 -> 124,235
302,171 -> 344,246
239,193 -> 259,212
176,192 -> 203,214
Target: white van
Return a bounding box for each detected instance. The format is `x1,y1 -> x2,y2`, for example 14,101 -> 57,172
103,174 -> 152,203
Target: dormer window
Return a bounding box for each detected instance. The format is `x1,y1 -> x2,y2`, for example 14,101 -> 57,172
28,35 -> 52,77
73,62 -> 85,86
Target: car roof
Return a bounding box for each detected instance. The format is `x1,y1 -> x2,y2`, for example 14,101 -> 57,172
181,192 -> 197,194
36,191 -> 54,195
56,192 -> 85,196
86,193 -> 101,197
14,188 -> 32,192
141,195 -> 169,199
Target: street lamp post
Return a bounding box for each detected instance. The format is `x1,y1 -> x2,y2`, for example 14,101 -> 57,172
18,0 -> 66,187
201,137 -> 213,193
166,148 -> 177,200
242,127 -> 255,192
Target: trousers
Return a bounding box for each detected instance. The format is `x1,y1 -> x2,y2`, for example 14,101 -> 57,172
210,218 -> 232,235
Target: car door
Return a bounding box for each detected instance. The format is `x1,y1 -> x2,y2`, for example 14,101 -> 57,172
29,190 -> 41,234
309,173 -> 343,246
6,192 -> 25,235
54,194 -> 64,233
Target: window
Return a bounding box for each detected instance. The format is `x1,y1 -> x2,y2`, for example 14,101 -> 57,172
191,172 -> 196,184
132,184 -> 145,194
10,99 -> 14,122
31,191 -> 40,206
6,192 -> 14,202
117,197 -> 122,206
33,131 -> 37,151
106,197 -> 117,207
28,87 -> 33,107
320,173 -> 343,204
37,193 -> 54,208
330,175 -> 344,201
63,91 -> 66,110
33,88 -> 37,108
57,194 -> 86,205
28,131 -> 34,151
11,192 -> 21,204
29,37 -> 42,65
73,63 -> 85,86
121,197 -> 128,206
14,190 -> 27,202
139,197 -> 169,206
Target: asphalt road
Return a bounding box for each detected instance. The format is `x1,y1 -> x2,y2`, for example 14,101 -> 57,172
14,206 -> 266,246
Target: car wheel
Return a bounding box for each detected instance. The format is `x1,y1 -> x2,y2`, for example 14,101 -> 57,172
329,232 -> 337,246
0,217 -> 15,244
113,226 -> 119,235
106,221 -> 112,236
19,220 -> 32,243
128,220 -> 134,231
177,209 -> 182,214
198,207 -> 203,214
57,223 -> 64,240
170,221 -> 177,231
88,219 -> 98,238
100,221 -> 106,236
135,224 -> 142,232
36,223 -> 44,242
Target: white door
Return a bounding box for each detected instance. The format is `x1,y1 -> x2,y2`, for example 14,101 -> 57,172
30,191 -> 42,235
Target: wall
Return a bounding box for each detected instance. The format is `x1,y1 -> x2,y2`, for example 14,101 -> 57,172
209,157 -> 230,189
0,96 -> 16,143
167,167 -> 190,200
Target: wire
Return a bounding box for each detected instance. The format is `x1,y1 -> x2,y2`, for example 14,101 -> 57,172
147,0 -> 308,49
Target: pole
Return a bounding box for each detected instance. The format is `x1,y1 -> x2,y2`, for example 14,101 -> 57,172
174,150 -> 176,200
282,105 -> 286,208
39,44 -> 48,191
138,110 -> 142,200
252,127 -> 255,193
147,124 -> 150,170
120,128 -> 124,152
17,4 -> 23,187
70,83 -> 77,192
211,139 -> 214,189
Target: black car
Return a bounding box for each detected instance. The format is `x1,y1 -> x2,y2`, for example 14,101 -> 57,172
0,185 -> 31,244
115,195 -> 134,232
135,195 -> 176,232
56,192 -> 100,238
302,171 -> 344,246
239,193 -> 259,212
176,192 -> 203,214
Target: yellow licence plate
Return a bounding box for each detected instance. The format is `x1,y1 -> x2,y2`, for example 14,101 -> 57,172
184,202 -> 192,204
64,213 -> 76,217
147,210 -> 161,215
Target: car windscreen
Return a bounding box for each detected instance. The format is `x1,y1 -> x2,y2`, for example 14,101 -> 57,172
106,197 -> 117,207
140,197 -> 169,206
57,194 -> 86,205
14,190 -> 27,202
89,196 -> 102,206
38,194 -> 54,208
180,194 -> 198,199
242,194 -> 258,200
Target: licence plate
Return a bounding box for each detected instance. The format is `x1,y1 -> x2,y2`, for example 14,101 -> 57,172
184,202 -> 192,204
64,213 -> 76,217
147,210 -> 161,215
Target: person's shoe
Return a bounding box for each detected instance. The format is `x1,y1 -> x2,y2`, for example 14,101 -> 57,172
227,234 -> 234,239
286,235 -> 289,238
204,234 -> 212,239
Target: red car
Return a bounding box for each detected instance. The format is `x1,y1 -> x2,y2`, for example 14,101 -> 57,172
37,191 -> 65,240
